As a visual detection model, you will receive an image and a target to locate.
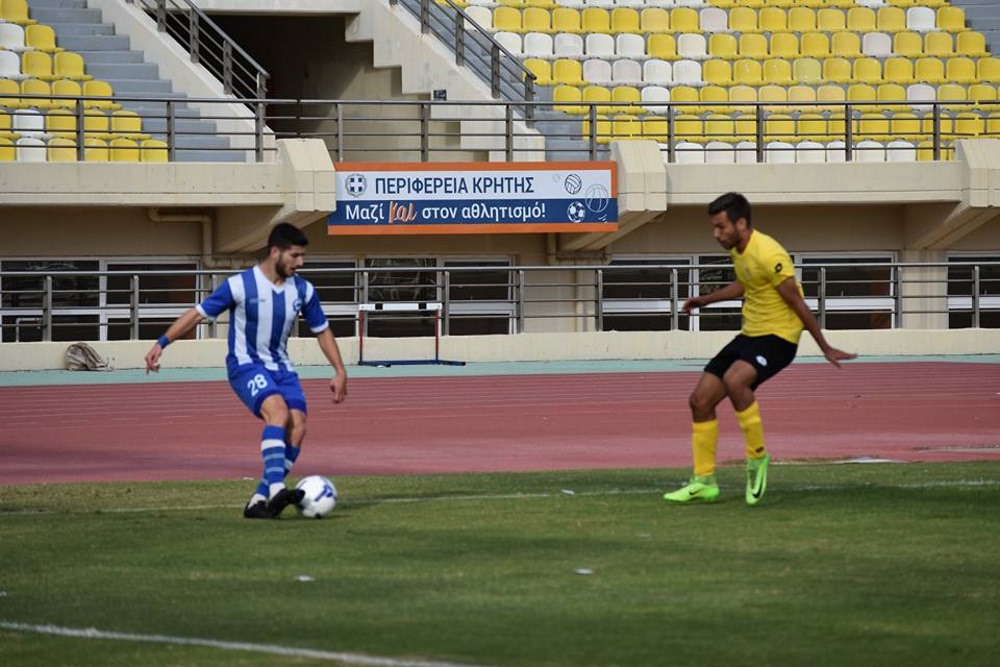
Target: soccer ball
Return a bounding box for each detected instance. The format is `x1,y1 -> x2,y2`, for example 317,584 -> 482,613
295,475 -> 338,518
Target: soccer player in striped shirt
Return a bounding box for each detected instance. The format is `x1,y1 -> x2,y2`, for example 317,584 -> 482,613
144,223 -> 348,519
664,193 -> 856,505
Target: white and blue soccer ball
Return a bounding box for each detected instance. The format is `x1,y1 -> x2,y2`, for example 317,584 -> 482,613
295,475 -> 338,518
567,200 -> 587,223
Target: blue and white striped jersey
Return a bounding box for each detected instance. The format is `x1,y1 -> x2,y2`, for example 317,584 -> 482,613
197,266 -> 329,375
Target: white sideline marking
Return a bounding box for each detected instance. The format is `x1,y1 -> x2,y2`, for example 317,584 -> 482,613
0,621 -> 491,667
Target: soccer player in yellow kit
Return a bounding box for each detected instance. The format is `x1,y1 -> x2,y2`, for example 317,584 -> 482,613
664,193 -> 856,505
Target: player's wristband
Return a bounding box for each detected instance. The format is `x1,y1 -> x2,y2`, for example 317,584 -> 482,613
157,335 -> 171,348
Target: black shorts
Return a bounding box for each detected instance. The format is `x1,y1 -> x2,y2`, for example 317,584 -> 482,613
704,334 -> 798,390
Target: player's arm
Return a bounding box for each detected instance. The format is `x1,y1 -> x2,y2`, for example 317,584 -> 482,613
316,328 -> 348,403
775,277 -> 857,368
144,307 -> 206,373
683,280 -> 745,314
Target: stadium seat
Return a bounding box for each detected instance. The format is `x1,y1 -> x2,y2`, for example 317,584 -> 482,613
848,7 -> 877,32
616,33 -> 646,60
82,80 -> 121,110
797,113 -> 828,142
877,82 -> 908,111
553,32 -> 584,59
704,114 -> 735,143
924,31 -> 953,58
674,141 -> 706,164
0,77 -> 21,109
675,114 -> 704,141
702,59 -> 731,87
915,57 -> 945,84
852,57 -> 883,85
522,7 -> 552,33
44,106 -> 77,138
584,58 -> 613,85
612,59 -> 643,86
670,85 -> 700,113
494,31 -> 523,57
21,50 -> 60,81
670,8 -> 700,34
643,59 -> 673,86
906,6 -> 936,33
801,32 -> 830,58
759,8 -> 786,33
937,83 -> 968,110
647,34 -> 679,61
862,32 -> 892,58
857,111 -> 890,141
759,84 -> 788,111
936,6 -> 966,34
581,84 -> 612,115
886,140 -> 917,162
554,84 -> 585,113
710,33 -> 738,60
855,139 -> 886,163
640,8 -> 671,34
906,82 -> 936,111
733,58 -> 762,86
968,83 -> 999,110
19,78 -> 52,110
701,7 -> 730,33
793,57 -> 822,85
770,33 -> 799,60
763,58 -> 793,86
0,51 -> 27,83
552,7 -> 583,33
464,6 -> 493,30
492,7 -> 521,32
729,84 -> 757,113
642,115 -> 668,141
946,57 -> 976,85
0,136 -> 15,161
978,58 -> 1000,84
954,111 -> 984,137
641,84 -> 671,114
522,32 -> 553,58
611,7 -> 641,33
611,112 -> 641,141
705,140 -> 736,165
0,22 -> 28,52
11,107 -> 43,137
788,7 -> 816,33
581,7 -> 611,33
734,140 -> 758,165
884,57 -> 916,85
832,31 -> 863,59
553,58 -> 585,86
893,31 -> 923,57
817,83 -> 847,105
795,140 -> 825,164
728,7 -> 757,33
817,8 -> 846,32
877,7 -> 907,33
16,135 -> 46,161
111,109 -> 149,141
677,33 -> 709,61
140,138 -> 168,162
53,51 -> 93,81
765,140 -> 795,164
1,0 -> 37,26
585,33 -> 615,59
847,83 -> 878,106
673,59 -> 703,87
109,137 -> 140,162
699,85 -> 729,114
523,58 -> 552,85
789,84 -> 818,111
738,33 -> 768,60
823,57 -> 852,84
890,111 -> 922,141
46,136 -> 77,162
956,31 -> 988,59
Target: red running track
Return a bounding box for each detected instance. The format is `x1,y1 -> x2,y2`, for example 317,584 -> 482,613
2,362 -> 999,485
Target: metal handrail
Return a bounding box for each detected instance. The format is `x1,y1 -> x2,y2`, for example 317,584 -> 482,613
127,0 -> 269,100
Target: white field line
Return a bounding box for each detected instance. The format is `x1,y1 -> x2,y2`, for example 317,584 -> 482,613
1,480 -> 998,517
0,621 -> 491,667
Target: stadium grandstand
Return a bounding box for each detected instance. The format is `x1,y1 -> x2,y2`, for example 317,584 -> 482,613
0,0 -> 998,370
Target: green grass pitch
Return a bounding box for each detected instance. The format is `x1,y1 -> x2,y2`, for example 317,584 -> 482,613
1,462 -> 999,667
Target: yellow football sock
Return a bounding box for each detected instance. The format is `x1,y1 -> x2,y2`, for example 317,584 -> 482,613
692,419 -> 719,477
736,401 -> 767,460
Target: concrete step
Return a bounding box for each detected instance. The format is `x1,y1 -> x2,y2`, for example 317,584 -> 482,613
86,62 -> 161,81
30,7 -> 105,25
26,0 -> 88,7
48,22 -> 116,37
76,50 -> 146,64
57,35 -> 130,51
104,78 -> 174,95
141,117 -> 218,135
174,148 -> 248,163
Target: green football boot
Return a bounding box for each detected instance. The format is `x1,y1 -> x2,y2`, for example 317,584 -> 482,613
745,453 -> 770,506
663,475 -> 720,503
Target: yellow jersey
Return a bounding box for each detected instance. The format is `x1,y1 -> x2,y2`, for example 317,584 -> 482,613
731,230 -> 803,344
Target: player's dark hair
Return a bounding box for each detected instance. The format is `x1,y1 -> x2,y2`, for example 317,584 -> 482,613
708,192 -> 752,227
267,222 -> 309,250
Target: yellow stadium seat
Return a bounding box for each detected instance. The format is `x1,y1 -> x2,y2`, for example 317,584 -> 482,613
915,57 -> 945,84
876,7 -> 906,33
44,107 -> 76,137
729,7 -> 759,34
877,83 -> 908,111
611,8 -> 641,34
916,139 -> 954,162
647,34 -> 678,61
986,112 -> 1000,136
924,31 -> 953,58
109,136 -> 139,162
763,58 -> 793,85
788,7 -> 816,33
1,0 -> 37,25
759,8 -> 786,33
642,116 -> 668,142
793,57 -> 822,85
977,58 -> 1000,84
704,113 -> 736,144
0,136 -> 15,160
739,33 -> 768,60
46,136 -> 77,162
640,8 -> 670,34
921,112 -> 954,138
759,84 -> 788,109
857,112 -> 890,141
801,32 -> 830,58
21,50 -> 57,81
51,78 -> 80,109
764,113 -> 794,142
674,113 -> 703,142
954,111 -> 984,137
553,84 -> 584,114
936,6 -> 966,34
524,0 -> 554,8
83,107 -> 112,140
849,7 -> 876,32
111,109 -> 149,141
884,57 -> 916,85
19,78 -> 51,109
582,84 -> 613,115
818,83 -> 847,104
522,7 -> 551,33
703,59 -> 732,87
523,58 -> 552,86
53,51 -> 93,81
968,83 -> 999,110
553,58 -> 584,86
612,84 -> 640,107
817,8 -> 846,32
726,84 -> 756,114
0,109 -> 13,138
24,24 -> 64,53
552,8 -> 583,34
937,83 -> 968,110
770,33 -> 799,59
732,59 -> 762,86
0,78 -> 22,110
710,33 -> 739,60
670,84 -> 699,112
789,84 -> 817,108
670,7 -> 699,34
581,7 -> 610,33
493,7 -> 522,33
797,113 -> 829,142
890,112 -> 922,141
700,85 -> 730,114
946,57 -> 977,85
892,31 -> 923,57
822,57 -> 852,84
852,57 -> 882,85
141,138 -> 169,163
956,31 -> 988,58
848,82 -> 877,103
611,113 -> 641,140
831,31 -> 862,59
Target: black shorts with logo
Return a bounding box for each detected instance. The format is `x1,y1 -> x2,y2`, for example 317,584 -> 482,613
704,334 -> 798,390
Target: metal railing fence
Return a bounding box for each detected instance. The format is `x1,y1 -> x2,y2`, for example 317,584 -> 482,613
1,261 -> 997,343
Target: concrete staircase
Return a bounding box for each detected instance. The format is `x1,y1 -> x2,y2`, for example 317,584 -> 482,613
950,0 -> 1000,55
28,0 -> 244,161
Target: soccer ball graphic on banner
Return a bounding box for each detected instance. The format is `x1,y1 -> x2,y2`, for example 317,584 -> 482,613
295,475 -> 338,518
